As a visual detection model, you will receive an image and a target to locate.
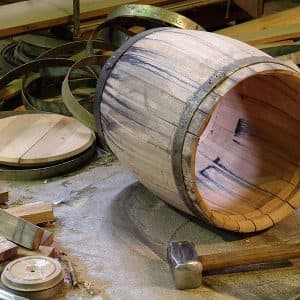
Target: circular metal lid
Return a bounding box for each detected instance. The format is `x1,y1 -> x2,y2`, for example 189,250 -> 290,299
1,256 -> 65,292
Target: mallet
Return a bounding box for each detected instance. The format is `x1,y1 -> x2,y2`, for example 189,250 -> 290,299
167,241 -> 300,290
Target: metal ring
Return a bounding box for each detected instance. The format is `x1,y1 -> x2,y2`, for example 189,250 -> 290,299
37,40 -> 116,60
0,43 -> 20,71
62,55 -> 109,132
172,56 -> 299,220
87,4 -> 202,52
106,4 -> 202,30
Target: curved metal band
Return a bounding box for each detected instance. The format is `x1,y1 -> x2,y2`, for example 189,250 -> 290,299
0,43 -> 19,71
23,76 -> 95,116
87,4 -> 202,53
19,58 -> 74,114
0,58 -> 73,89
37,40 -> 116,60
106,4 -> 203,30
171,55 -> 299,220
62,55 -> 109,132
94,27 -> 169,150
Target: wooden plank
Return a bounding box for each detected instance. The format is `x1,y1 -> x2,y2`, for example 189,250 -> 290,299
0,236 -> 18,262
231,23 -> 300,46
6,202 -> 55,224
0,209 -> 44,250
0,189 -> 8,204
18,245 -> 55,258
233,0 -> 264,18
216,6 -> 300,44
0,0 -> 187,39
263,0 -> 300,15
163,0 -> 222,11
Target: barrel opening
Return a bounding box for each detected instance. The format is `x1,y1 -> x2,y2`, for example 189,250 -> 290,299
194,71 -> 300,231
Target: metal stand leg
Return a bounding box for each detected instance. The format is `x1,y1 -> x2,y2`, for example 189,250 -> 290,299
73,0 -> 80,40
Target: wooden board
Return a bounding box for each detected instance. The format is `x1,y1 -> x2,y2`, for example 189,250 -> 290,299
6,202 -> 55,224
18,245 -> 55,258
41,230 -> 54,246
0,0 -> 213,38
0,189 -> 8,204
0,114 -> 95,167
233,0 -> 264,18
0,209 -> 44,249
216,6 -> 300,45
231,23 -> 300,46
0,236 -> 18,262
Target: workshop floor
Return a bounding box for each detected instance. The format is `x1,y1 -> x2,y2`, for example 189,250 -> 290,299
1,154 -> 300,300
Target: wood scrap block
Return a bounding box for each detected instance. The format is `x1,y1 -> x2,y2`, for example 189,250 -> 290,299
18,245 -> 55,258
233,0 -> 264,18
216,6 -> 300,45
41,230 -> 54,246
6,201 -> 55,224
0,209 -> 43,250
0,236 -> 18,262
0,189 -> 8,204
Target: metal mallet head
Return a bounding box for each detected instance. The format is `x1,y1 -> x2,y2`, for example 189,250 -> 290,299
167,240 -> 300,290
167,241 -> 203,290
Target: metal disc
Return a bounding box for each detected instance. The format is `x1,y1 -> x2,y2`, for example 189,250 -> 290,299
1,256 -> 65,292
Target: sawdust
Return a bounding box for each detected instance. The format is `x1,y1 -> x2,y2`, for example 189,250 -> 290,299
58,252 -> 111,300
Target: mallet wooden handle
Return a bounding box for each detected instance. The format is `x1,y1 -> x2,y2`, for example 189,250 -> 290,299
200,243 -> 300,271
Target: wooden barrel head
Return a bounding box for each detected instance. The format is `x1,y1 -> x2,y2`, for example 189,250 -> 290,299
194,71 -> 300,232
0,113 -> 95,166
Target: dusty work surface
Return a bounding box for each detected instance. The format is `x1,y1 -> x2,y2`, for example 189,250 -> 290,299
1,155 -> 300,299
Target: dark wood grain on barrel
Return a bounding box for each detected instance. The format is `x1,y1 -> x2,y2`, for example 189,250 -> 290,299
99,28 -> 300,232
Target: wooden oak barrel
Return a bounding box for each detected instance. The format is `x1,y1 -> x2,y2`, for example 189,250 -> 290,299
95,28 -> 300,232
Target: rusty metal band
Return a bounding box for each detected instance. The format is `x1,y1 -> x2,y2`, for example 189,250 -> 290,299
0,58 -> 74,112
87,4 -> 202,53
19,58 -> 74,114
14,44 -> 32,64
62,55 -> 109,132
37,40 -> 115,60
0,79 -> 21,110
106,4 -> 202,31
103,4 -> 202,47
0,43 -> 20,71
86,23 -> 111,56
0,58 -> 74,89
94,27 -> 169,150
16,34 -> 67,52
23,75 -> 95,116
0,34 -> 69,72
171,56 -> 299,221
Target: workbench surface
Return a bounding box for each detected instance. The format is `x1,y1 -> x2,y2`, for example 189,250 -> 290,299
1,155 -> 299,299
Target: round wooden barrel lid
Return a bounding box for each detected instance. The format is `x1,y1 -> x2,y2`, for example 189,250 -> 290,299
0,113 -> 95,167
1,256 -> 65,292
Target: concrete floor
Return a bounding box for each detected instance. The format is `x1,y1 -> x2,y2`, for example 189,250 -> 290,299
1,154 -> 300,300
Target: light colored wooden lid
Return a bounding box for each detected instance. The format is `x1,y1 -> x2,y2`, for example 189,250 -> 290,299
0,113 -> 95,166
1,256 -> 64,292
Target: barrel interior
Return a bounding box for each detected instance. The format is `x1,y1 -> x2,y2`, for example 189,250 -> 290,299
194,71 -> 300,230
